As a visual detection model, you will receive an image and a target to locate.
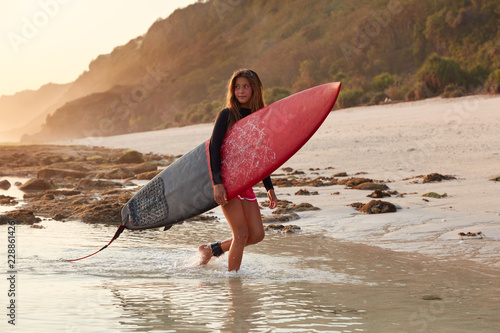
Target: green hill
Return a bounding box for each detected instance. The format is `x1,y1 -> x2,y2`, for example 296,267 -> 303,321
22,0 -> 500,142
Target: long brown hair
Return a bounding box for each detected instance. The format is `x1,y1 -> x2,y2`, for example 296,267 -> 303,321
221,69 -> 265,130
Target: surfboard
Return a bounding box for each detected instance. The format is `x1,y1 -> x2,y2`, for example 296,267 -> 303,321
121,82 -> 341,230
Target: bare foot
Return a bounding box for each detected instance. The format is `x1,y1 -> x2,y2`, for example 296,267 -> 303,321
198,244 -> 212,265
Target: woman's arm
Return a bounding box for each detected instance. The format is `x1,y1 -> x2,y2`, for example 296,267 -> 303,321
210,109 -> 230,205
263,176 -> 277,208
209,109 -> 230,186
267,188 -> 278,209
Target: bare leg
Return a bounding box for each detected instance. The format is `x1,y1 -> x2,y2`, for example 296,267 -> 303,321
198,198 -> 264,271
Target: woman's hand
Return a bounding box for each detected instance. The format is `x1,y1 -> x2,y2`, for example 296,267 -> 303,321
214,184 -> 228,206
267,189 -> 278,209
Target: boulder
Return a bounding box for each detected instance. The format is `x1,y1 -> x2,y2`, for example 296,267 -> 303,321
132,162 -> 157,174
295,189 -> 319,195
0,179 -> 11,190
41,155 -> 64,165
41,194 -> 55,200
0,210 -> 42,225
354,200 -> 397,214
117,150 -> 144,164
0,195 -> 17,205
19,178 -> 53,191
137,170 -> 162,180
367,189 -> 391,198
37,168 -> 88,179
103,167 -> 135,179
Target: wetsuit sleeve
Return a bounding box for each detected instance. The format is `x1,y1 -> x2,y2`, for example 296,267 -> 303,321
209,109 -> 230,185
263,175 -> 274,191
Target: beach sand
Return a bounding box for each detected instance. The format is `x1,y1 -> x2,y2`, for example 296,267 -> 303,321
66,94 -> 500,268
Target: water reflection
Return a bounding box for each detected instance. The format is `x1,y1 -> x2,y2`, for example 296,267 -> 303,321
104,276 -> 364,332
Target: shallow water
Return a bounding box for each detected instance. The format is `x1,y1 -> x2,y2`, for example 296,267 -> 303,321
0,176 -> 28,214
1,215 -> 500,333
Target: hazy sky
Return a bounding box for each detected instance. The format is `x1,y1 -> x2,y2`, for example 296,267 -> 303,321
0,0 -> 198,97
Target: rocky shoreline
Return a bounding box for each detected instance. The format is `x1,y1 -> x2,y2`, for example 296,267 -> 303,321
0,145 -> 174,225
0,144 -> 460,233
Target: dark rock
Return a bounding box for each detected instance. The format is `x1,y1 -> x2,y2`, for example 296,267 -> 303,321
333,172 -> 348,177
262,213 -> 300,223
185,214 -> 219,222
37,168 -> 88,179
367,190 -> 392,198
41,194 -> 55,200
76,179 -> 122,190
53,213 -> 67,221
264,224 -> 301,233
137,170 -> 162,180
273,202 -> 320,214
19,178 -> 53,191
352,200 -> 397,214
349,202 -> 365,210
132,162 -> 157,174
0,210 -> 41,225
117,150 -> 144,164
422,295 -> 442,301
417,173 -> 457,183
45,189 -> 81,196
353,182 -> 389,191
421,192 -> 447,199
85,155 -> 107,164
41,155 -> 64,165
0,179 -> 11,190
341,177 -> 373,187
70,199 -> 123,223
103,167 -> 135,179
295,189 -> 319,195
272,176 -> 338,187
0,195 -> 17,205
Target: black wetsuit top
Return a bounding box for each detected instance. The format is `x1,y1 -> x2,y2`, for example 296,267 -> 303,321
209,108 -> 274,191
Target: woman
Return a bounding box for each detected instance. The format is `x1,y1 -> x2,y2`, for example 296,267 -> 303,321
198,69 -> 278,271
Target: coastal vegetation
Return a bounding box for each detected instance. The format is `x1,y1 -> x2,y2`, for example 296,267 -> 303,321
3,0 -> 498,142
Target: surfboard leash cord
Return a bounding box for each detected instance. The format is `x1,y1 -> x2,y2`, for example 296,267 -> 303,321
64,224 -> 126,262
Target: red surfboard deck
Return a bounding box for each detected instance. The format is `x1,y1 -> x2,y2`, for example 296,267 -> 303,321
122,82 -> 341,230
213,82 -> 341,200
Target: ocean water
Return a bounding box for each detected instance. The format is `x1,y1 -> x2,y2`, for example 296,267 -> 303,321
1,177 -> 500,332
